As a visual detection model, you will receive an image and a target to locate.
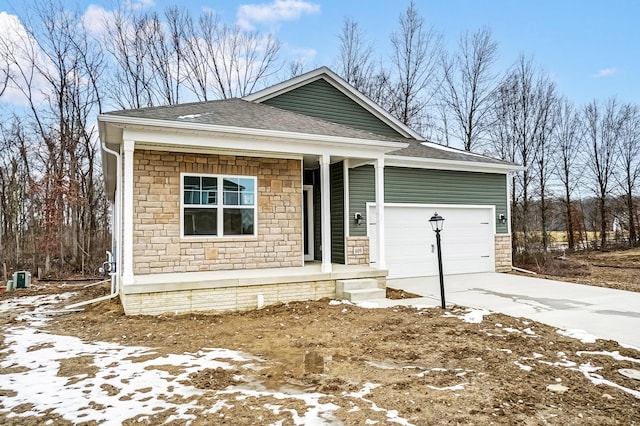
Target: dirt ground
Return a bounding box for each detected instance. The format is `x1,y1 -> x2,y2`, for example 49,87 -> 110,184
515,247 -> 640,293
1,251 -> 639,425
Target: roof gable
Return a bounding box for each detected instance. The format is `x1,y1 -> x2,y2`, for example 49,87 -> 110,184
244,67 -> 423,140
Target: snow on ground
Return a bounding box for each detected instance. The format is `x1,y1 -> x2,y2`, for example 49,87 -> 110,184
0,295 -> 418,425
556,329 -> 598,343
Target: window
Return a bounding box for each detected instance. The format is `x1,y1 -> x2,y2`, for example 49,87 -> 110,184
182,174 -> 256,237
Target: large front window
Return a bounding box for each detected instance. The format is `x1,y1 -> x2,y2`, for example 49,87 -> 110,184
182,174 -> 256,237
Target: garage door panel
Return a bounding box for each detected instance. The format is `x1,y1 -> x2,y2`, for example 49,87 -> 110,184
369,205 -> 495,278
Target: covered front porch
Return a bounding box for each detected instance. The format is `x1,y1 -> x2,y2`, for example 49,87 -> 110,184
120,263 -> 387,315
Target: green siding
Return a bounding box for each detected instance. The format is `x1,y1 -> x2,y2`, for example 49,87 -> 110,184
349,166 -> 509,235
330,162 -> 345,264
349,166 -> 375,237
262,79 -> 403,138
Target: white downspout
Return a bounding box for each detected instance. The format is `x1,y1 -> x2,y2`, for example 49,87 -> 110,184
65,143 -> 122,309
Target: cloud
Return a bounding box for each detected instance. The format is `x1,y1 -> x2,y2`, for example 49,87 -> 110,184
237,0 -> 320,30
82,5 -> 116,37
593,67 -> 618,78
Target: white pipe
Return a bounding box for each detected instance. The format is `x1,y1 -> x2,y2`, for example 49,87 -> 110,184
102,141 -> 122,295
512,265 -> 537,275
65,251 -> 119,309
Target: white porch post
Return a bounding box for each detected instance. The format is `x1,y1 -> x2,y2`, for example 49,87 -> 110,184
320,154 -> 332,273
375,157 -> 386,270
122,139 -> 135,285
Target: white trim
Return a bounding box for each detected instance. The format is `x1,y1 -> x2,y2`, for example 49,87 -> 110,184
242,66 -> 424,140
303,185 -> 314,261
374,158 -> 386,270
122,139 -> 135,285
100,115 -> 408,153
179,172 -> 258,239
320,154 -> 332,273
343,159 -> 350,241
385,155 -> 522,174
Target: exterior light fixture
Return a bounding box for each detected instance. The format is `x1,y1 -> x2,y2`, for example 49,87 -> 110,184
498,213 -> 507,224
429,212 -> 446,309
354,212 -> 363,226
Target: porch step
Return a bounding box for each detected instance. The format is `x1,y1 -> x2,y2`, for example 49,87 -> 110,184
336,279 -> 385,302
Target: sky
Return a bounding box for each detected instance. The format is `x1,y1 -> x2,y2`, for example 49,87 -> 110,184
0,0 -> 638,107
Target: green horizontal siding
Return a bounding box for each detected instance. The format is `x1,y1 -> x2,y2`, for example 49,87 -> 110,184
330,162 -> 345,264
349,166 -> 508,235
263,79 -> 402,138
349,166 -> 375,237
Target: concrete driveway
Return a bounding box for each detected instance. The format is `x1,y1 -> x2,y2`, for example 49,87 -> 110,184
386,272 -> 640,348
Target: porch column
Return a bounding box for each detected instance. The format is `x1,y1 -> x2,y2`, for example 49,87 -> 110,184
375,157 -> 386,270
122,139 -> 135,285
320,154 -> 332,273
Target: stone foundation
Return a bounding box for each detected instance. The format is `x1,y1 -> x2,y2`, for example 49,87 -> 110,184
495,234 -> 512,272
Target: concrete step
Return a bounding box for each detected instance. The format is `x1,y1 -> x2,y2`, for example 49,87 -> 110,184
336,278 -> 385,302
336,278 -> 379,295
345,287 -> 387,302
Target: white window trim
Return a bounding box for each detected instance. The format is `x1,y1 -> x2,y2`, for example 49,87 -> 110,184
180,172 -> 258,239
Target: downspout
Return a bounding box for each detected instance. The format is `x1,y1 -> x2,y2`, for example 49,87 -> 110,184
66,143 -> 122,309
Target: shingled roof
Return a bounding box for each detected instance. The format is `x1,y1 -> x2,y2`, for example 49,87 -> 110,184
104,98 -> 409,144
104,97 -> 515,167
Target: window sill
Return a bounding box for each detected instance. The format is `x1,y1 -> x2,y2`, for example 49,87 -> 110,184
180,235 -> 258,243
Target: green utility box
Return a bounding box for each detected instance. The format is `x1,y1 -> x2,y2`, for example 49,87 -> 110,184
13,271 -> 31,289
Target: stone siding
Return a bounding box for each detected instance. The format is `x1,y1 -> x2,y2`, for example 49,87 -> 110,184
133,151 -> 302,274
122,280 -> 336,315
345,236 -> 370,265
495,234 -> 512,272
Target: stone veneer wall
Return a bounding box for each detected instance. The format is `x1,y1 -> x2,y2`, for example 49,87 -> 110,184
122,280 -> 337,315
495,234 -> 512,272
133,151 -> 302,274
345,236 -> 370,265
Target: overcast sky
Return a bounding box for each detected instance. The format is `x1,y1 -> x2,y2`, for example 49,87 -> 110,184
1,0 -> 638,107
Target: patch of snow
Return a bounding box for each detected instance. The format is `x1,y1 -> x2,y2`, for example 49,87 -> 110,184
177,112 -> 214,119
514,361 -> 532,371
523,328 -> 536,335
576,351 -> 640,364
503,327 -> 521,333
356,301 -> 381,309
427,383 -> 467,391
533,352 -> 544,359
556,329 -> 598,343
575,363 -> 640,399
497,349 -> 513,354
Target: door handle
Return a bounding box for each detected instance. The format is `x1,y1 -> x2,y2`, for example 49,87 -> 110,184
431,244 -> 435,253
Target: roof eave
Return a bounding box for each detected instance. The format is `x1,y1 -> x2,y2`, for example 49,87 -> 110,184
385,154 -> 524,174
97,114 -> 409,152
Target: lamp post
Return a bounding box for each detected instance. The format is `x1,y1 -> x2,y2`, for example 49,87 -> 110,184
429,212 -> 446,309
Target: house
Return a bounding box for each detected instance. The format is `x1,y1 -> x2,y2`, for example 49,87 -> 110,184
99,67 -> 517,315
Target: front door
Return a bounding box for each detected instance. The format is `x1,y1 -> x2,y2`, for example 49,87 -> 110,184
303,185 -> 314,261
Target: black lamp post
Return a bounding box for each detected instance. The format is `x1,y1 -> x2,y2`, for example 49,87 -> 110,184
429,212 -> 446,309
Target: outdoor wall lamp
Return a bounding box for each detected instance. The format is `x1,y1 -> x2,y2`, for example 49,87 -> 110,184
429,212 -> 446,309
498,213 -> 507,224
354,212 -> 363,226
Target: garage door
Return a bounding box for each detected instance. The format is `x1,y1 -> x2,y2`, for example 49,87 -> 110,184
368,205 -> 495,279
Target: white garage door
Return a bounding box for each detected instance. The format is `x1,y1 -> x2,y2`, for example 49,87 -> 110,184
368,205 -> 495,279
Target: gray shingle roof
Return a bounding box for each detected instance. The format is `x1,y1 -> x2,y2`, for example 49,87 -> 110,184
388,140 -> 514,166
105,98 -> 515,167
105,98 -> 409,143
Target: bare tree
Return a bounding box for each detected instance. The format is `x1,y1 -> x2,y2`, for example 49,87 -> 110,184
182,10 -> 282,100
582,97 -> 625,250
552,98 -> 583,250
388,0 -> 442,131
441,27 -> 498,151
336,17 -> 375,92
615,104 -> 640,246
490,56 -> 556,254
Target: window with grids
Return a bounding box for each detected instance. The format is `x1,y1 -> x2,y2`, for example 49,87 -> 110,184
182,174 -> 256,237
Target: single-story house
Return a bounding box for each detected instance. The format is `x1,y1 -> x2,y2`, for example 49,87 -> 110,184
99,66 -> 518,315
